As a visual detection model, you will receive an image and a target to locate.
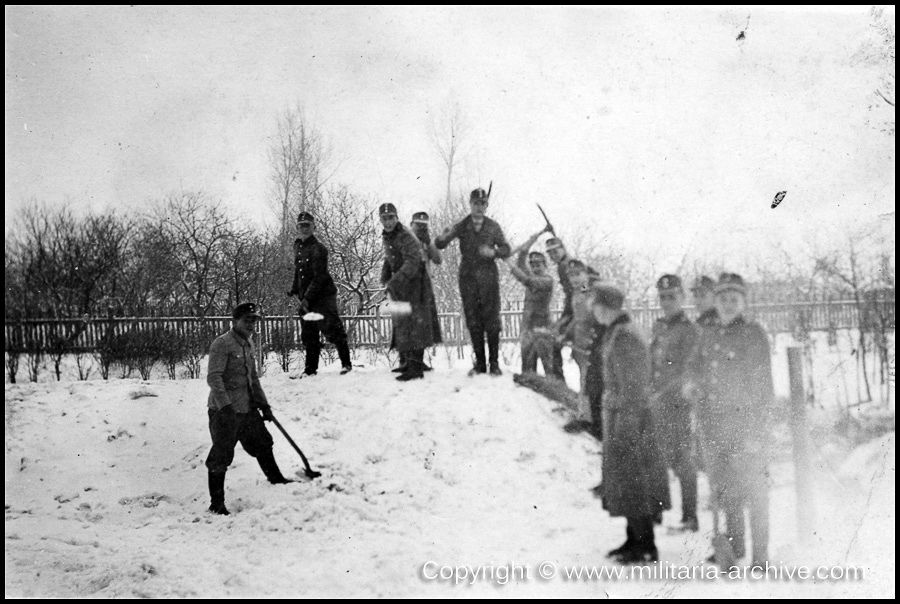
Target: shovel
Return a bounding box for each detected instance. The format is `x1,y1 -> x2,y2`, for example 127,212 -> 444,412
270,415 -> 322,479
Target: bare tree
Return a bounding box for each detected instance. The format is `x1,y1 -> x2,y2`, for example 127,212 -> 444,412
306,185 -> 385,316
268,105 -> 335,255
151,192 -> 236,317
855,6 -> 895,134
431,96 -> 470,206
814,222 -> 895,403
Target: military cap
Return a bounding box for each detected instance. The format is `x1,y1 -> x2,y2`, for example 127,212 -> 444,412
690,275 -> 715,292
411,211 -> 430,224
590,282 -> 625,311
232,302 -> 262,321
656,274 -> 683,293
528,251 -> 547,263
379,203 -> 398,216
297,211 -> 315,224
545,237 -> 565,252
715,272 -> 747,296
470,188 -> 489,203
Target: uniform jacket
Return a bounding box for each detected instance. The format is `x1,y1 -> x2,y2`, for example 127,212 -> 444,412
289,235 -> 338,304
382,223 -> 436,351
434,215 -> 511,284
206,329 -> 269,413
597,314 -> 671,518
694,314 -> 774,448
434,215 -> 511,332
650,311 -> 698,405
511,249 -> 554,331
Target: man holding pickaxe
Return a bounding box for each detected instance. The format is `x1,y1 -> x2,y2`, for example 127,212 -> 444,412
435,186 -> 511,376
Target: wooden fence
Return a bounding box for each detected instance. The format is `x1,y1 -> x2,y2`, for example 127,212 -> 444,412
4,298 -> 894,354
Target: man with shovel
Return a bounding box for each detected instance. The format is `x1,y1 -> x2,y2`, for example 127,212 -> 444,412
205,302 -> 295,516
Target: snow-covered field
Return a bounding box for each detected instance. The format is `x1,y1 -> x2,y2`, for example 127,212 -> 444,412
5,344 -> 895,598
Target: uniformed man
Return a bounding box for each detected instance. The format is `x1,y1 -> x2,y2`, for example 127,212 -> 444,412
693,273 -> 774,567
380,204 -> 438,381
434,187 -> 511,376
390,211 -> 443,374
588,282 -> 670,563
690,275 -> 718,327
287,211 -> 352,377
650,274 -> 699,531
545,237 -> 600,383
205,302 -> 294,516
505,225 -> 555,375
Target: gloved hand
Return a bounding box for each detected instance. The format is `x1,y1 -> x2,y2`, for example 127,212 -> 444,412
299,299 -> 310,314
259,405 -> 275,422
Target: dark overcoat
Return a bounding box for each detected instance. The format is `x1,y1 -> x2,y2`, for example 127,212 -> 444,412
382,224 -> 436,352
598,314 -> 671,519
650,311 -> 699,462
694,315 -> 774,452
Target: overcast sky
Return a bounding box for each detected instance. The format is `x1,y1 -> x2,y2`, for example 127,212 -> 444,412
5,6 -> 895,271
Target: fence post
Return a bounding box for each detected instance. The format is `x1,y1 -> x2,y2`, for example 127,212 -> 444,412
787,346 -> 815,543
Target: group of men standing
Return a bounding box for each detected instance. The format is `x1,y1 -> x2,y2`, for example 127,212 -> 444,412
202,187 -> 775,572
499,210 -> 774,567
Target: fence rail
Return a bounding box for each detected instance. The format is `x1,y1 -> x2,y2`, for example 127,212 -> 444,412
4,298 -> 894,355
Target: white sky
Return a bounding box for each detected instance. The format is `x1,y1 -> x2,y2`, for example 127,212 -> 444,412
5,6 -> 895,270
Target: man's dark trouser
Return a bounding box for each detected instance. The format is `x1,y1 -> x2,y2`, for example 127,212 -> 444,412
705,444 -> 769,561
300,294 -> 351,373
205,408 -> 274,474
657,407 -> 698,521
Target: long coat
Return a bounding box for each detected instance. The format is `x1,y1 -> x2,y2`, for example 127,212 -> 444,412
434,215 -> 511,333
417,236 -> 443,345
693,315 -> 774,452
382,224 -> 437,352
650,311 -> 698,462
597,314 -> 671,519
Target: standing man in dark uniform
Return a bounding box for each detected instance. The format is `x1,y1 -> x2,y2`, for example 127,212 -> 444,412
649,275 -> 699,532
505,225 -> 555,375
205,302 -> 294,516
435,187 -> 511,376
380,204 -> 438,381
287,211 -> 352,377
588,283 -> 670,564
693,273 -> 774,567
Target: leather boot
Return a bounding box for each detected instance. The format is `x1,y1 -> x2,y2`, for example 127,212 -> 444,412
487,331 -> 501,376
397,349 -> 425,381
469,329 -> 486,375
208,471 -> 229,515
256,449 -> 294,484
392,351 -> 409,373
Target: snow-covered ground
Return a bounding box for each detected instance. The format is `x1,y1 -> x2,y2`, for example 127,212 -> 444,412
5,347 -> 895,598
